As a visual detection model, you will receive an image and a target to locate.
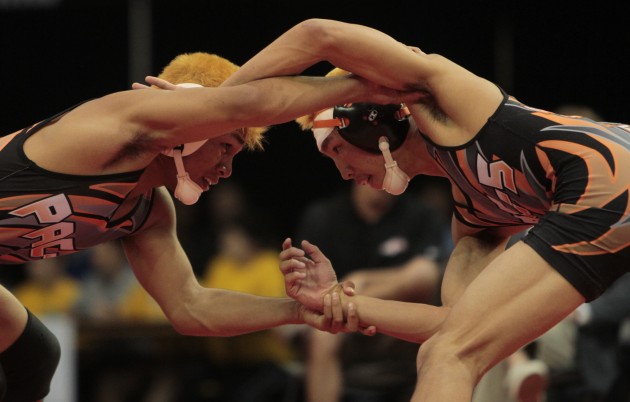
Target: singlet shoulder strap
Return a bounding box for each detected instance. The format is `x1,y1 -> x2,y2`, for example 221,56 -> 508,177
22,99 -> 94,140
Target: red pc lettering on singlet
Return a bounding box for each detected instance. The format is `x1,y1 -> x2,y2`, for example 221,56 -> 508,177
9,194 -> 76,258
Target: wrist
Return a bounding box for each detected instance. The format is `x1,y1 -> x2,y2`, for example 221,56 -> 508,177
287,298 -> 305,325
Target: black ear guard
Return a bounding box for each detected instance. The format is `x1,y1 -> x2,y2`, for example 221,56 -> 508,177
334,103 -> 410,154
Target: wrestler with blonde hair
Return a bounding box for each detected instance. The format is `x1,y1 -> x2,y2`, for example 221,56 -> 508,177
0,48 -> 414,401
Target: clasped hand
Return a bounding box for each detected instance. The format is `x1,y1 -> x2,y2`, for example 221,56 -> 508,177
280,238 -> 375,335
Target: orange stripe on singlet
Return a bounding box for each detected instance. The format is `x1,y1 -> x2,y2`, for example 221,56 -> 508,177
552,203 -> 630,255
532,111 -> 604,128
72,214 -> 132,232
89,182 -> 137,198
67,195 -> 117,212
0,194 -> 53,210
0,226 -> 37,243
535,122 -> 630,255
539,136 -> 630,209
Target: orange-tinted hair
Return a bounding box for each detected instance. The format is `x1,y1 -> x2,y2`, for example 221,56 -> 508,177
158,52 -> 267,150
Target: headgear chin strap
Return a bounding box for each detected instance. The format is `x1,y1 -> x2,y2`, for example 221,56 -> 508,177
378,137 -> 410,195
312,103 -> 412,195
160,82 -> 208,205
171,147 -> 204,205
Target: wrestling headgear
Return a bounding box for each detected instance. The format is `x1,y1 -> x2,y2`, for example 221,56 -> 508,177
311,102 -> 412,195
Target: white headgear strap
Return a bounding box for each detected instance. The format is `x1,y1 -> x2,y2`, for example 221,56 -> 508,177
161,82 -> 208,205
312,107 -> 337,150
172,148 -> 204,205
378,136 -> 410,195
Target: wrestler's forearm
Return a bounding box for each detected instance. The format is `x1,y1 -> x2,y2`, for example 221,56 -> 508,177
348,294 -> 449,343
233,75 -> 369,127
131,74 -> 377,146
178,288 -> 301,337
221,21 -> 322,87
224,19 -> 424,92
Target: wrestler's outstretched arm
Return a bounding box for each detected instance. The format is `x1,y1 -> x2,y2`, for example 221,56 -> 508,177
223,18 -> 427,90
223,18 -> 501,135
280,222 -> 536,344
121,188 -> 361,337
280,238 -> 447,343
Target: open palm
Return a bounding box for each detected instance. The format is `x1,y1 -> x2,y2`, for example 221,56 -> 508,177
279,238 -> 339,311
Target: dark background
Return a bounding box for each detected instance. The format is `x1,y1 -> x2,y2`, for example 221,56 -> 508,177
1,0 -> 629,242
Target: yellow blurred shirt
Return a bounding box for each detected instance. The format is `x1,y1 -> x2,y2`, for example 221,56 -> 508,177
202,251 -> 286,297
120,282 -> 168,323
14,278 -> 80,317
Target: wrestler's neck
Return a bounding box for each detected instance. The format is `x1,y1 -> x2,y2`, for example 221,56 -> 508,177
397,128 -> 443,178
129,157 -> 173,197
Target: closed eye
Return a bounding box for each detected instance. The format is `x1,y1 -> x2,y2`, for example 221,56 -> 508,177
222,138 -> 245,155
224,131 -> 245,154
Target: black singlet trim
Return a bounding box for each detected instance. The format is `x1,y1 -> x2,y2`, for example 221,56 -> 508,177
16,102 -> 145,181
419,86 -> 509,151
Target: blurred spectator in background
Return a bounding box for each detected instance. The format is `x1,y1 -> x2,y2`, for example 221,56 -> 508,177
186,210 -> 297,402
119,279 -> 168,324
562,273 -> 630,402
177,211 -> 298,402
414,177 -> 455,262
74,241 -> 135,323
77,241 -> 175,402
202,181 -> 254,265
175,180 -> 258,277
13,256 -> 80,402
14,257 -> 80,317
295,182 -> 449,402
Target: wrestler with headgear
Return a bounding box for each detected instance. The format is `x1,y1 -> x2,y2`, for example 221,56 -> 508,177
297,68 -> 413,196
153,52 -> 267,205
215,18 -> 630,402
0,44 -> 413,400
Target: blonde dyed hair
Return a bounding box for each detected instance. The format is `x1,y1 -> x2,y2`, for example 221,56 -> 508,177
158,52 -> 267,150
